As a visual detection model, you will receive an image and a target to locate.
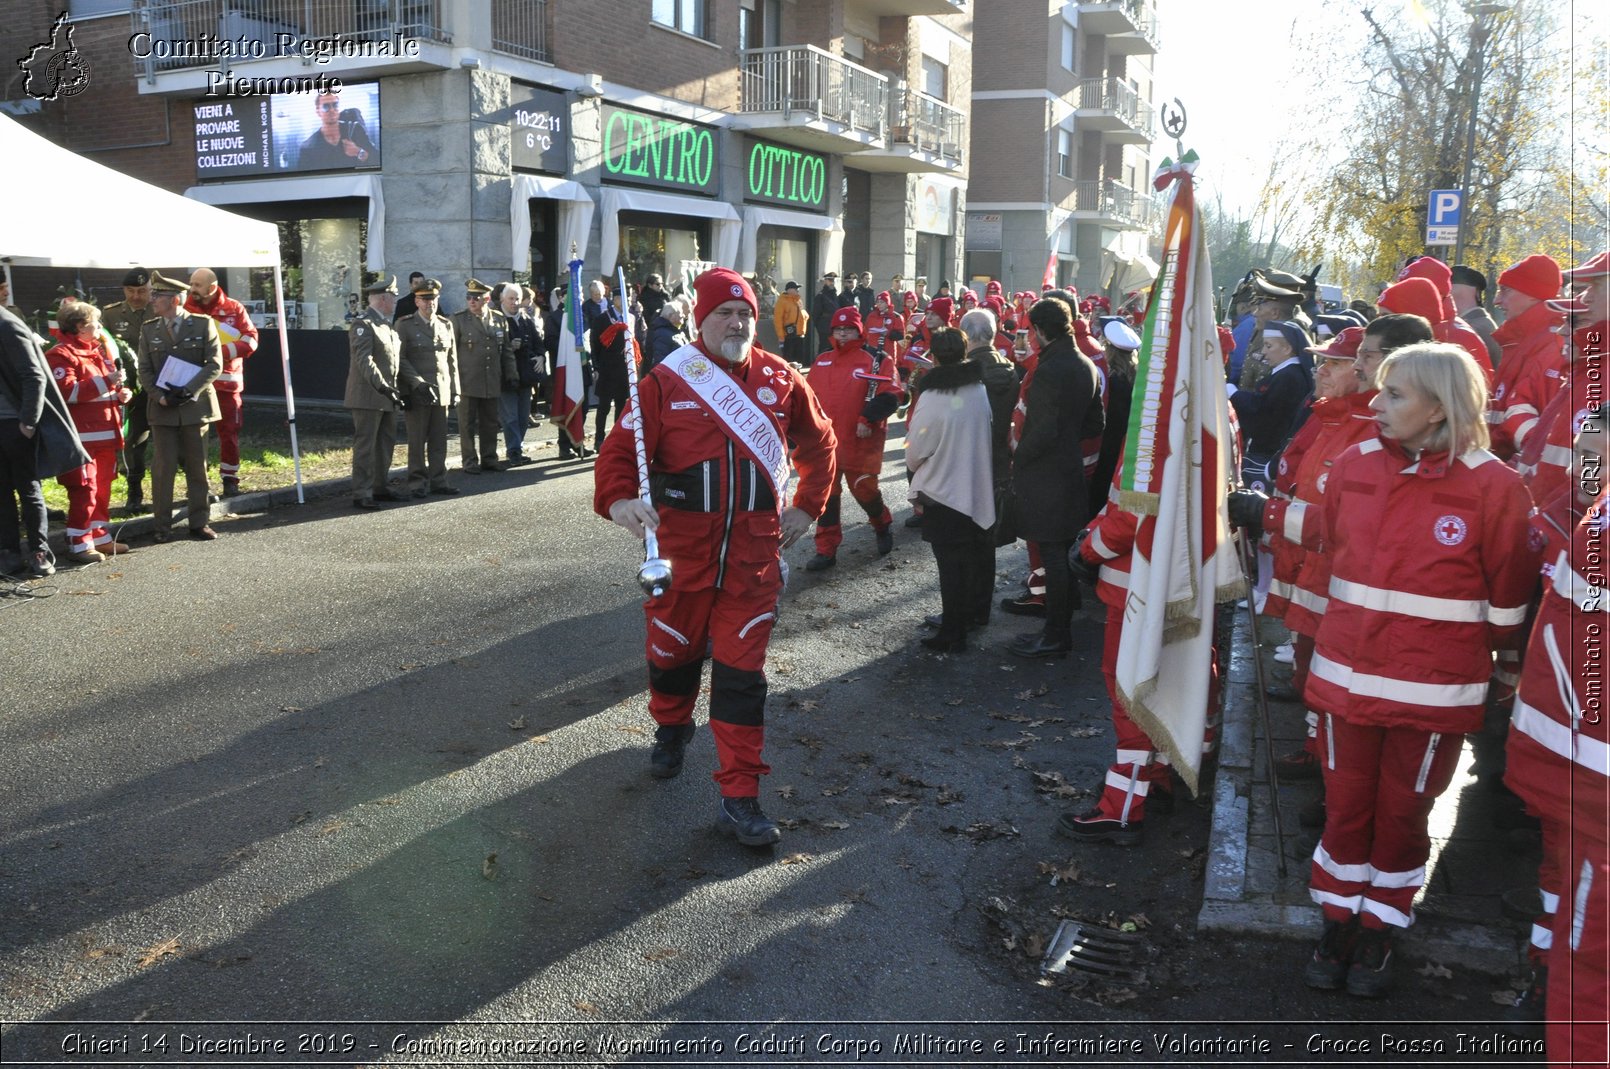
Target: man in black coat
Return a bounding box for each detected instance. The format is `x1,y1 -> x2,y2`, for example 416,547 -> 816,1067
853,271 -> 876,318
1007,296 -> 1103,658
0,304 -> 87,576
812,273 -> 841,360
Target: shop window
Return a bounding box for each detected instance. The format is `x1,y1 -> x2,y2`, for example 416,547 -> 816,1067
653,0 -> 709,40
621,223 -> 704,292
920,55 -> 947,101
251,217 -> 368,330
1057,128 -> 1073,178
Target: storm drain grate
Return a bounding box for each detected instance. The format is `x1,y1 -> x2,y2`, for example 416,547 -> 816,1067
1040,919 -> 1150,983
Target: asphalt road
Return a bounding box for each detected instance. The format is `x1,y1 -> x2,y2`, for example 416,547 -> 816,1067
0,433 -> 1532,1068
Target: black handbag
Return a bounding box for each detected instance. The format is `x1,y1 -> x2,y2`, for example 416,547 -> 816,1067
992,485 -> 1018,547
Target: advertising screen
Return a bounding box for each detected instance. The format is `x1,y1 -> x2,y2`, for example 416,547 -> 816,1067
193,83 -> 381,180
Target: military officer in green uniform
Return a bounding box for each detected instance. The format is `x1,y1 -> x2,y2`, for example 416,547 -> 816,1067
450,278 -> 516,474
395,278 -> 460,497
136,272 -> 222,542
101,267 -> 156,513
344,271 -> 407,509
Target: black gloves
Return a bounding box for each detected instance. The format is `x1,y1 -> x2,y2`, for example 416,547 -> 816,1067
414,383 -> 439,407
383,386 -> 402,407
503,375 -> 522,390
1228,488 -> 1269,533
1069,529 -> 1100,587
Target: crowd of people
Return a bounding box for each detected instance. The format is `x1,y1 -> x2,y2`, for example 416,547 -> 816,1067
3,244 -> 1604,1056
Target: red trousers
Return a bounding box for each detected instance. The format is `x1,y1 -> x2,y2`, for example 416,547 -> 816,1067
814,466 -> 891,556
1548,845 -> 1608,1068
57,445 -> 117,553
1095,604 -> 1171,823
216,389 -> 243,484
1292,633 -> 1322,759
1310,714 -> 1463,929
644,585 -> 776,797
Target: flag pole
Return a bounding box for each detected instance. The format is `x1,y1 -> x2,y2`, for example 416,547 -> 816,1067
1237,533 -> 1289,876
617,266 -> 670,599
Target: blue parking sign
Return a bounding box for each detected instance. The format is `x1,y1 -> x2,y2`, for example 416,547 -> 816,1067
1427,189 -> 1461,245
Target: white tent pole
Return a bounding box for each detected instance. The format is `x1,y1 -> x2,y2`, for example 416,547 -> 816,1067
271,264 -> 304,504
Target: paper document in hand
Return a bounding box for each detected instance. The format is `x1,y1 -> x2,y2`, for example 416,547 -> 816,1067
155,356 -> 204,391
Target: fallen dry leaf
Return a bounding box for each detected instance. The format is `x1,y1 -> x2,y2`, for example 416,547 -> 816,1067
482,853 -> 498,880
779,852 -> 814,865
1417,961 -> 1454,979
819,820 -> 849,830
508,715 -> 527,731
529,734 -> 550,745
776,785 -> 796,799
616,725 -> 646,736
136,937 -> 181,968
1038,859 -> 1082,885
573,1000 -> 599,1015
643,947 -> 679,962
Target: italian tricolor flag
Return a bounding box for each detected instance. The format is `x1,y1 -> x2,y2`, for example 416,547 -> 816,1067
1114,151 -> 1246,794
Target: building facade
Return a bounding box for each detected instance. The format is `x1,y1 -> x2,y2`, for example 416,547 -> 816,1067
965,0 -> 1157,298
5,0 -> 970,379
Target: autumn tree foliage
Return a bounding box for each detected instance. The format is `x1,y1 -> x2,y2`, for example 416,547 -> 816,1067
1308,0 -> 1593,285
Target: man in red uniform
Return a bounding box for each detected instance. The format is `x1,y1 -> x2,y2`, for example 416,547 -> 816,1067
804,306 -> 902,571
861,291 -> 905,361
594,268 -> 837,847
1489,254 -> 1566,461
1516,251 -> 1609,506
185,268 -> 259,496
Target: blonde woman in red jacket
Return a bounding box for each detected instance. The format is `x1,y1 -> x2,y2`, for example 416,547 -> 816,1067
1306,344 -> 1537,997
45,302 -> 131,563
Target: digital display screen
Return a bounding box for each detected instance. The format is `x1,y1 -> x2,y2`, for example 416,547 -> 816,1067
193,82 -> 381,179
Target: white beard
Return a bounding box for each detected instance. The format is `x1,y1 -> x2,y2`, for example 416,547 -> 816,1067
719,336 -> 752,362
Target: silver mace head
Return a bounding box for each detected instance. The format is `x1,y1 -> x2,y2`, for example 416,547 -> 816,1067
639,557 -> 673,598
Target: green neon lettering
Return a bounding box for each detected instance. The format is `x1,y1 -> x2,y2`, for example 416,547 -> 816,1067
602,111 -> 627,174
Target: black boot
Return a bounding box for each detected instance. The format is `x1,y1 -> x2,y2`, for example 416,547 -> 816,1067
717,795 -> 781,846
1008,629 -> 1072,658
649,723 -> 695,779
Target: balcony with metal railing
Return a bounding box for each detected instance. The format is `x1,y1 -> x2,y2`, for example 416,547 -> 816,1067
1074,77 -> 1154,144
850,88 -> 965,173
491,0 -> 550,65
850,0 -> 966,15
1070,178 -> 1152,229
737,44 -> 889,154
1074,0 -> 1160,54
131,0 -> 451,85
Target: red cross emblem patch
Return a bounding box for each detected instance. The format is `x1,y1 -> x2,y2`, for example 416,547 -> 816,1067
1433,514 -> 1468,546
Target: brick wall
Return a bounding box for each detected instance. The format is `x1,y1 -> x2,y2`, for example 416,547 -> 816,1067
968,98 -> 1047,204
553,0 -> 739,112
970,0 -> 1054,93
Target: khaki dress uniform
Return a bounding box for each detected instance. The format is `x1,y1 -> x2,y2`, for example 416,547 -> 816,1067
137,308 -> 222,535
396,310 -> 458,495
450,306 -> 515,471
344,306 -> 404,505
101,298 -> 155,504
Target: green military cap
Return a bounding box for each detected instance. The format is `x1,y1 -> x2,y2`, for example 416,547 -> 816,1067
362,271 -> 398,295
465,278 -> 492,296
122,267 -> 152,287
412,277 -> 443,296
149,272 -> 188,294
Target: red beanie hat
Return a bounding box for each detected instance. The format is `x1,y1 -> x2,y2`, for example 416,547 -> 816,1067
983,295 -> 1005,317
985,279 -> 1003,295
960,289 -> 978,305
829,305 -> 863,333
876,290 -> 891,304
1498,254 -> 1563,302
1378,277 -> 1444,323
692,267 -> 757,326
927,296 -> 954,322
1400,256 -> 1452,296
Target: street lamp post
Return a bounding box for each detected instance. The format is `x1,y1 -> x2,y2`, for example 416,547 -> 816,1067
1453,1 -> 1510,265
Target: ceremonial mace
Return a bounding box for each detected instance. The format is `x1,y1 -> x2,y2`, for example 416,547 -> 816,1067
617,266 -> 672,599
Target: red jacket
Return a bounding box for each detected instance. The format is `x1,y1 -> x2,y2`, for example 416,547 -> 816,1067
806,339 -> 901,472
1263,392 -> 1379,637
1304,438 -> 1539,734
1489,301 -> 1567,460
1080,492 -> 1138,609
46,333 -> 124,450
861,308 -> 905,360
593,340 -> 837,595
184,286 -> 260,393
1516,318 -> 1606,506
1505,490 -> 1609,847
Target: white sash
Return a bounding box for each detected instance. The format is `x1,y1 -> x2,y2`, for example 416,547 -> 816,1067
663,344 -> 790,505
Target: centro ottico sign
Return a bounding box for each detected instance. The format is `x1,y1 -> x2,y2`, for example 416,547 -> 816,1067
600,104 -> 718,196
745,139 -> 827,212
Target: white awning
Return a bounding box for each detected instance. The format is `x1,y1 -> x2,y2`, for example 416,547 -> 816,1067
599,187 -> 741,274
186,174 -> 386,269
738,205 -> 841,276
511,175 -> 595,277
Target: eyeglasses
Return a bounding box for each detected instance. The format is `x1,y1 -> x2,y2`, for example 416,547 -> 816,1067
318,101 -> 342,111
